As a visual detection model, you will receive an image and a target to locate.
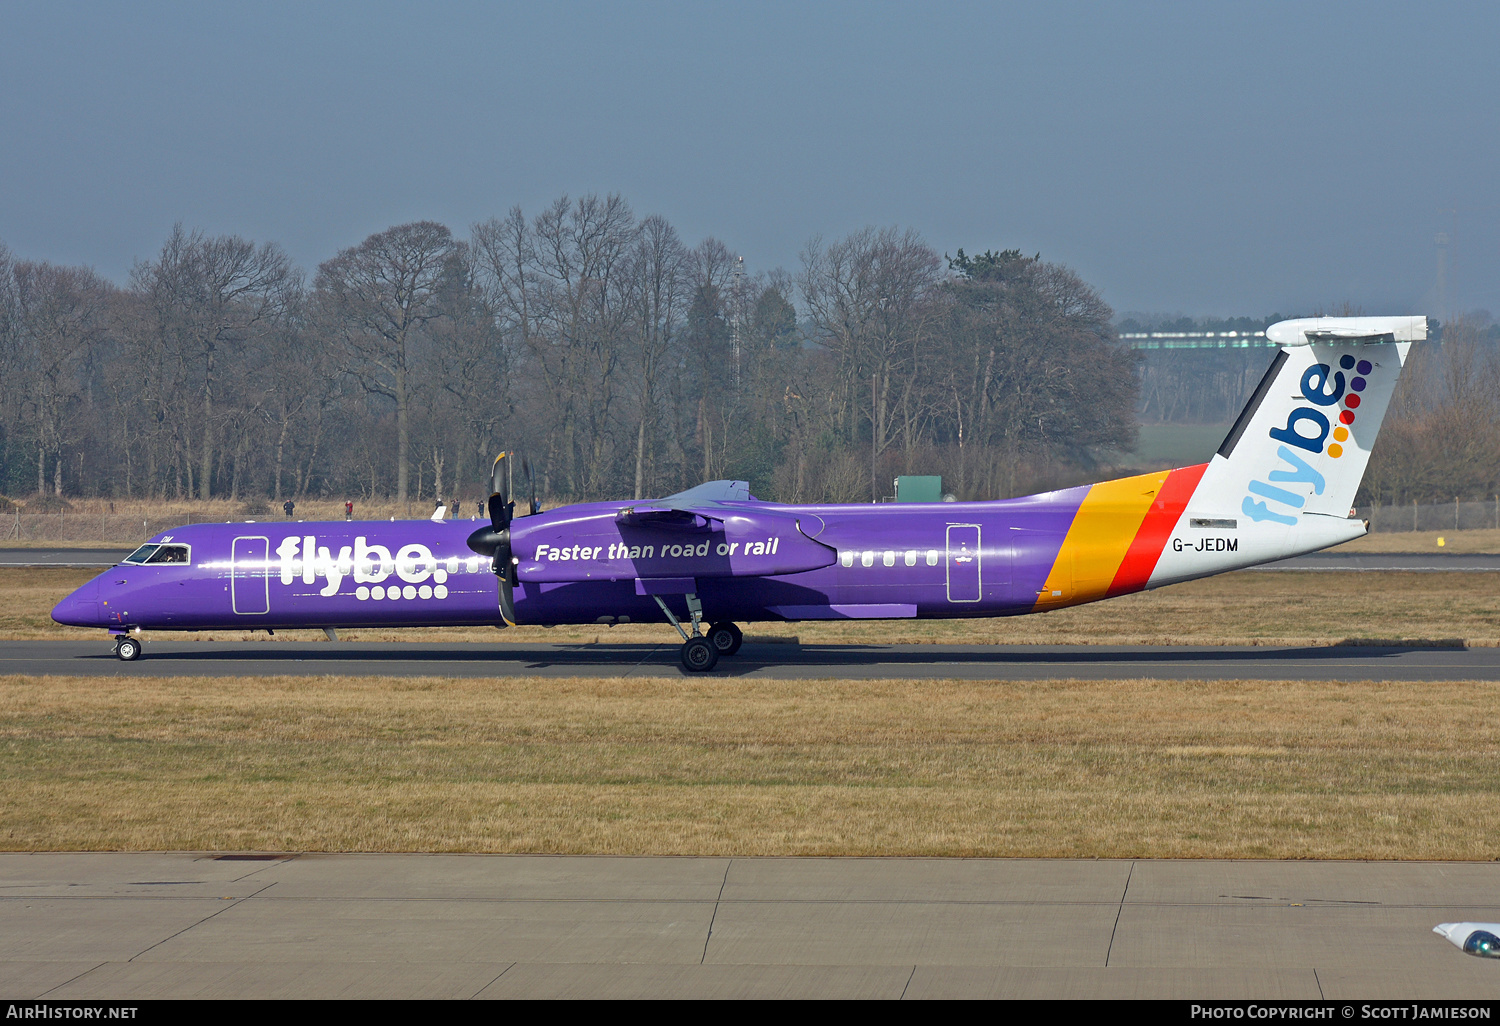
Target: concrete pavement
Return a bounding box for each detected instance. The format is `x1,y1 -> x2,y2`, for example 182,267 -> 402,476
3,854 -> 1499,999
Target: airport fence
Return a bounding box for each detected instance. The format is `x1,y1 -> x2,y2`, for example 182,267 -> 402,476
1355,499 -> 1500,534
1,499 -> 1497,545
1,512 -> 303,544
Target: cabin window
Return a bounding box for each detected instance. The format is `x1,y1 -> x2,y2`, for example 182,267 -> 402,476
882,551 -> 895,567
904,550 -> 917,566
860,551 -> 874,567
446,557 -> 461,574
840,551 -> 854,567
926,549 -> 939,566
467,556 -> 481,574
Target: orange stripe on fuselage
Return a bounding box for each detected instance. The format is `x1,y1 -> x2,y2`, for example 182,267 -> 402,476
1106,462 -> 1208,597
1032,469 -> 1171,612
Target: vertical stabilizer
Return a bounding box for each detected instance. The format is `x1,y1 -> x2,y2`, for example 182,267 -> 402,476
1190,316 -> 1424,522
1144,316 -> 1425,584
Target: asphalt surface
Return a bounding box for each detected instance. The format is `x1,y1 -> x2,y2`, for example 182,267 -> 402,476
4,639 -> 1494,680
2,546 -> 1498,571
1258,552 -> 1500,571
4,853 -> 1498,999
0,548 -> 130,567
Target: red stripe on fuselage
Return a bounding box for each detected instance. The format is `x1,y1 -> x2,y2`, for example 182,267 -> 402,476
1106,462 -> 1208,597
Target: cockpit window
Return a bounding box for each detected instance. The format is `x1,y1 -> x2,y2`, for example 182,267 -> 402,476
122,545 -> 159,564
123,544 -> 190,565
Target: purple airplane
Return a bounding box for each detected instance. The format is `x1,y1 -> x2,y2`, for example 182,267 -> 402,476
52,316 -> 1426,671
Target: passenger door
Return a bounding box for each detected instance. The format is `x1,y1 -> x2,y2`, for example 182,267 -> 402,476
945,524 -> 981,602
231,536 -> 270,615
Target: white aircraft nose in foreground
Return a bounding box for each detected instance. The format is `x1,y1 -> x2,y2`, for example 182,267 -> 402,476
1434,922 -> 1500,958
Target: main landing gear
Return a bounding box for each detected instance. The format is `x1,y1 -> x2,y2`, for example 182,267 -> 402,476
650,594 -> 742,672
708,621 -> 743,656
113,636 -> 141,661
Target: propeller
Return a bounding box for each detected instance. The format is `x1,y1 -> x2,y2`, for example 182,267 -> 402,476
467,452 -> 519,626
523,456 -> 540,515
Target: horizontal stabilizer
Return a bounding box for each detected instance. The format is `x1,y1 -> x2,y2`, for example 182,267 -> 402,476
1265,315 -> 1427,347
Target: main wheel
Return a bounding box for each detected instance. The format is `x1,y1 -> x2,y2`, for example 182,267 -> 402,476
115,637 -> 141,661
708,621 -> 743,656
680,636 -> 719,672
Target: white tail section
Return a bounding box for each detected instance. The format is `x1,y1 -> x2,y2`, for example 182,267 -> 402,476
1194,316 -> 1424,523
1150,316 -> 1425,584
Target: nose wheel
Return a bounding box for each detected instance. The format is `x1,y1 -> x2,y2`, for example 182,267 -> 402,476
114,636 -> 142,661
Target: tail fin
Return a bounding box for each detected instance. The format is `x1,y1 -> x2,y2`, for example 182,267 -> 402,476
1188,316 -> 1426,524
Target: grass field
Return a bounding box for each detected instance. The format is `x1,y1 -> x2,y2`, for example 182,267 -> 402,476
11,566 -> 1499,646
10,562 -> 1499,859
4,673 -> 1499,858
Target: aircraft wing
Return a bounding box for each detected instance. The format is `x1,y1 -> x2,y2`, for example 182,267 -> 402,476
658,479 -> 754,502
518,498 -> 836,583
613,479 -> 758,529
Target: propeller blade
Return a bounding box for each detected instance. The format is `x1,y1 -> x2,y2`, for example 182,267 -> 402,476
523,457 -> 540,515
498,577 -> 517,627
488,452 -> 514,530
473,451 -> 520,627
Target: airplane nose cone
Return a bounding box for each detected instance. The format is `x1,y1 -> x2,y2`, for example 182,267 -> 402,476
51,578 -> 101,627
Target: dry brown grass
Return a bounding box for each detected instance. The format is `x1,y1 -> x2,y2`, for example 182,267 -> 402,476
3,673 -> 1497,858
14,567 -> 1500,646
1336,528 -> 1500,553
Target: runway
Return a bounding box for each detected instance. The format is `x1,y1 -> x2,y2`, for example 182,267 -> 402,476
2,638 -> 1494,680
1258,552 -> 1500,571
3,853 -> 1498,999
2,547 -> 1499,571
0,547 -> 130,567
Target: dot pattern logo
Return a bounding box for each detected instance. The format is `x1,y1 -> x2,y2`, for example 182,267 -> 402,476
1326,355 -> 1371,458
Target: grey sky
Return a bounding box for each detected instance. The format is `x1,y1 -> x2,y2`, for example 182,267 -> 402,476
3,1 -> 1497,317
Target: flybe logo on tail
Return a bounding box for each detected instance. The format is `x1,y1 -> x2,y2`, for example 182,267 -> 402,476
1242,354 -> 1372,526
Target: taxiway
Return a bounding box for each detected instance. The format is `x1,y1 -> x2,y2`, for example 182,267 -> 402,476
3,853 -> 1497,999
0,639 -> 1494,680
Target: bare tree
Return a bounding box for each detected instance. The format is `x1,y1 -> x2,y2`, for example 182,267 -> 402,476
526,194 -> 638,497
316,221 -> 454,502
428,242 -> 514,497
128,226 -> 297,498
626,215 -> 688,497
800,227 -> 942,498
8,262 -> 113,495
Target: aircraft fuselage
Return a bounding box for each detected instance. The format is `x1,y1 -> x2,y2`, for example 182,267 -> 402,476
50,461 -> 1360,634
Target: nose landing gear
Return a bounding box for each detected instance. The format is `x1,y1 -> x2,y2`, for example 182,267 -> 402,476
114,636 -> 142,661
